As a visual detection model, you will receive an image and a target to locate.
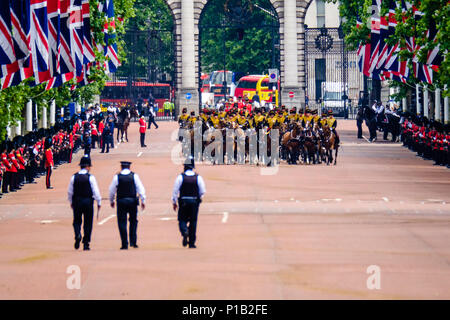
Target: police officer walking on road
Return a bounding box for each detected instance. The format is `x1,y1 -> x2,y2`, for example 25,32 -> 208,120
109,161 -> 146,250
172,156 -> 206,249
67,155 -> 102,251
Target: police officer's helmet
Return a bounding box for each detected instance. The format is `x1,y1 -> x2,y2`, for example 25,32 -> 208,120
184,156 -> 195,171
79,155 -> 92,168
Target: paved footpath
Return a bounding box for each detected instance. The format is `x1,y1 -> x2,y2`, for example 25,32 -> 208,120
0,120 -> 449,299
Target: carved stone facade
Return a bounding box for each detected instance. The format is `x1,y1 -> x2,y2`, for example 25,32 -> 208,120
165,0 -> 314,114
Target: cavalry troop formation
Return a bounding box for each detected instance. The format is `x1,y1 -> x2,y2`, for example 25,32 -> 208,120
178,106 -> 340,165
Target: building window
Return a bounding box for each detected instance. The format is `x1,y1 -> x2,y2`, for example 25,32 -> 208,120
316,0 -> 326,28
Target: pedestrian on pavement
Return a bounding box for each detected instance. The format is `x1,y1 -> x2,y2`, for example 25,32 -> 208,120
171,156 -> 206,249
67,155 -> 101,251
147,106 -> 159,129
109,161 -> 146,250
139,116 -> 147,147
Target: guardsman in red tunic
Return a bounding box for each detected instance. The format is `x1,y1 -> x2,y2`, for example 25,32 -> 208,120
16,147 -> 26,187
8,145 -> 20,191
44,139 -> 54,189
90,120 -> 98,149
1,144 -> 12,193
0,161 -> 5,198
139,116 -> 147,147
98,119 -> 105,149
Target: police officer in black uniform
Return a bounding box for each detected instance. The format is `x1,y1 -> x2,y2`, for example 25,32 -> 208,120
172,156 -> 206,248
67,155 -> 102,250
109,161 -> 146,250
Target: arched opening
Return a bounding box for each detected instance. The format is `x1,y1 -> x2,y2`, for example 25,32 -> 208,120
198,0 -> 281,107
100,0 -> 176,116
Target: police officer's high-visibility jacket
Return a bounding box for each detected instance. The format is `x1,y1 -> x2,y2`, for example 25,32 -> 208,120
163,101 -> 171,111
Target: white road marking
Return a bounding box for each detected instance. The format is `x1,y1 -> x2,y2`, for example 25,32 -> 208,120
137,152 -> 143,157
39,220 -> 59,224
159,217 -> 176,221
222,212 -> 229,223
382,197 -> 389,202
98,214 -> 116,225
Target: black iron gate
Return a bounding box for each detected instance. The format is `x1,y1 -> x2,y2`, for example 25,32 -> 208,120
112,28 -> 175,105
305,27 -> 363,118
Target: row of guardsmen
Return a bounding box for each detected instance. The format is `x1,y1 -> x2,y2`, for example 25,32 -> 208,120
0,112 -> 110,197
178,106 -> 338,130
401,116 -> 450,168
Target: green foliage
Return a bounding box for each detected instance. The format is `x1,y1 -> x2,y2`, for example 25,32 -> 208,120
200,0 -> 280,74
116,0 -> 174,81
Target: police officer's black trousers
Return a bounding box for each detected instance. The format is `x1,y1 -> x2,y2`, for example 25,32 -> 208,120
147,118 -> 158,129
178,202 -> 199,246
73,199 -> 94,244
117,200 -> 138,247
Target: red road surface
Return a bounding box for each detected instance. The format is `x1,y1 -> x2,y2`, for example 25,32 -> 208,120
0,120 -> 449,299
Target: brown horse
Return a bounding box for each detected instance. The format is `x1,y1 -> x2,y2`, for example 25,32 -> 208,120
281,123 -> 302,164
302,126 -> 318,164
322,126 -> 339,165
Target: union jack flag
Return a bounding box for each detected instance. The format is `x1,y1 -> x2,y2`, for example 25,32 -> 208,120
45,70 -> 74,90
30,0 -> 51,84
0,0 -> 15,67
82,0 -> 95,64
102,0 -> 120,73
47,0 -> 61,76
10,0 -> 30,64
59,0 -> 74,74
70,0 -> 84,79
368,0 -> 382,78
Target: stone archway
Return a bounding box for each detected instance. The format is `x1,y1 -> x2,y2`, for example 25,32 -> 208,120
165,0 -> 314,114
